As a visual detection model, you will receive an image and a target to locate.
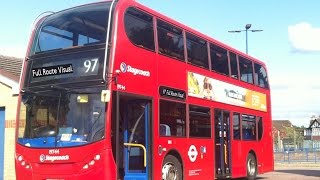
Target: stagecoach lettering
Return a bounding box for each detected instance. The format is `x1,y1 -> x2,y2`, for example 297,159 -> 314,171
120,62 -> 150,77
39,154 -> 70,162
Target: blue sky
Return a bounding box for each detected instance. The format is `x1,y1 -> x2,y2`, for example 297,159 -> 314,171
1,0 -> 320,127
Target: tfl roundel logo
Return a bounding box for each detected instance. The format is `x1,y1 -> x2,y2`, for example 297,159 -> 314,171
120,62 -> 127,73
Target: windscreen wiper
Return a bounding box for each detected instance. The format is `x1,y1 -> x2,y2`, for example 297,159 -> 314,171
49,84 -> 95,94
21,87 -> 36,94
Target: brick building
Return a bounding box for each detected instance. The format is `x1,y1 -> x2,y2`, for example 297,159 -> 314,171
0,55 -> 22,180
272,120 -> 292,151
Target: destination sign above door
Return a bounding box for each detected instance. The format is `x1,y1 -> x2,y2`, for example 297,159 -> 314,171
159,86 -> 185,100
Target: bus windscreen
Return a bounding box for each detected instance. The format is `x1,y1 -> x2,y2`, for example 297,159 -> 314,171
30,2 -> 111,55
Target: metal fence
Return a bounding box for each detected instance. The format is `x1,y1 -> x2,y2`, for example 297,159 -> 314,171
274,149 -> 320,163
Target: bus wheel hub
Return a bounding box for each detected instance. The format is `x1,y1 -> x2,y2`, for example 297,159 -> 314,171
162,163 -> 177,180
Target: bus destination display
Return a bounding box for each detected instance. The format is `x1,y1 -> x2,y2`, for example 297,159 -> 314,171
29,57 -> 101,84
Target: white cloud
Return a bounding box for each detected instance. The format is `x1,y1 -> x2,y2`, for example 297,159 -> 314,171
288,22 -> 320,52
0,45 -> 26,58
270,73 -> 320,127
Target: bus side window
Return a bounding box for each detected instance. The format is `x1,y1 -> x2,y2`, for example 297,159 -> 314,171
239,56 -> 254,84
189,105 -> 211,138
254,63 -> 269,89
157,19 -> 185,61
257,117 -> 263,140
159,100 -> 186,137
210,43 -> 229,76
124,7 -> 155,51
233,113 -> 240,140
186,33 -> 209,69
229,52 -> 239,79
160,124 -> 171,136
242,114 -> 256,140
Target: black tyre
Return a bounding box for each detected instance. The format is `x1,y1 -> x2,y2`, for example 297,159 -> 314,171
246,153 -> 257,180
161,154 -> 183,180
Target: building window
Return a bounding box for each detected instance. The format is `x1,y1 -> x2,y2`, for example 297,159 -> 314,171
189,105 -> 211,138
159,100 -> 186,137
124,7 -> 155,51
157,19 -> 185,61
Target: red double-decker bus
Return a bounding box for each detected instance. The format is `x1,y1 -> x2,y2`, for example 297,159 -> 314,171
15,0 -> 273,179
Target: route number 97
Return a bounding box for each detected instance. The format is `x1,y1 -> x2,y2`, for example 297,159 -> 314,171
84,58 -> 98,73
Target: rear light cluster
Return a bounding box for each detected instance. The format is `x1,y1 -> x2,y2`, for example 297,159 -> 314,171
17,155 -> 31,169
82,154 -> 101,170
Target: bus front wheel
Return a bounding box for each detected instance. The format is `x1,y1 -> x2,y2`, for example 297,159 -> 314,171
246,153 -> 257,180
162,154 -> 182,180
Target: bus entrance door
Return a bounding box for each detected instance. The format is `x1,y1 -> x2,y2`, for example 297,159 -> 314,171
123,100 -> 150,180
214,109 -> 231,178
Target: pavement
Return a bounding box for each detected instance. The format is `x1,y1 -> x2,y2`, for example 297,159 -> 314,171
255,163 -> 320,180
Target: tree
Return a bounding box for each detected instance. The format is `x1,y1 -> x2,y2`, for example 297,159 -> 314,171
284,126 -> 304,149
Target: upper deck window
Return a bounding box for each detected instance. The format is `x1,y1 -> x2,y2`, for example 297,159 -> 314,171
157,19 -> 185,61
239,56 -> 254,84
254,63 -> 269,89
125,7 -> 155,51
210,44 -> 229,76
229,52 -> 239,79
31,2 -> 110,55
186,33 -> 208,69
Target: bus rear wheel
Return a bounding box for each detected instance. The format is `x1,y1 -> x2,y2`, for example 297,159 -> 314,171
162,155 -> 182,180
246,153 -> 257,180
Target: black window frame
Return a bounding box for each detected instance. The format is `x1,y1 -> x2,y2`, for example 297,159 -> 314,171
229,52 -> 239,79
254,63 -> 269,89
30,2 -> 111,55
233,112 -> 241,140
257,116 -> 263,140
210,43 -> 229,76
189,105 -> 211,138
124,7 -> 155,51
239,56 -> 254,84
159,99 -> 186,137
186,32 -> 209,69
241,114 -> 257,141
157,19 -> 185,61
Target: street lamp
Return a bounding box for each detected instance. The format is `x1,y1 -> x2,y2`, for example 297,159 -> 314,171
228,24 -> 263,54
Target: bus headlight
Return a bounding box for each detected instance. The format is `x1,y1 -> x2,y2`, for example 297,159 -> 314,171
16,153 -> 32,170
82,154 -> 101,170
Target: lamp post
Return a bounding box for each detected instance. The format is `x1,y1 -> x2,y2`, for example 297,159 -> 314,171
228,24 -> 263,54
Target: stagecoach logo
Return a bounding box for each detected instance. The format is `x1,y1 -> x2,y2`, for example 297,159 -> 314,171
120,62 -> 150,77
39,154 -> 70,162
188,145 -> 198,162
